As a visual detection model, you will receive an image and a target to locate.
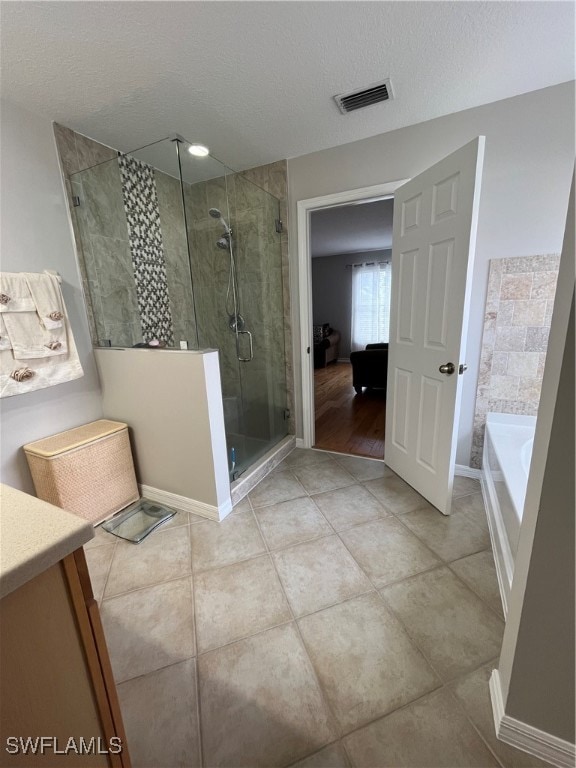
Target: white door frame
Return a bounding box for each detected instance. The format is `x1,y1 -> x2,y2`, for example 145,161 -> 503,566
297,180 -> 410,448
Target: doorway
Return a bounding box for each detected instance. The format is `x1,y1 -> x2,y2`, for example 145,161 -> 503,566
297,180 -> 408,453
310,198 -> 394,458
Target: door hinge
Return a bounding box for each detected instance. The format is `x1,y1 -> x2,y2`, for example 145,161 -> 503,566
307,346 -> 310,354
72,195 -> 81,207
283,408 -> 291,421
459,363 -> 468,375
275,218 -> 284,234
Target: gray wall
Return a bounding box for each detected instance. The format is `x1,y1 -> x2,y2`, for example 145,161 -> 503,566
288,82 -> 575,465
0,100 -> 103,492
498,173 -> 575,744
311,250 -> 391,359
506,292 -> 574,740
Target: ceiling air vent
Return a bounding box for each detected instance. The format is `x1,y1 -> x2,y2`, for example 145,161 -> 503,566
334,78 -> 394,114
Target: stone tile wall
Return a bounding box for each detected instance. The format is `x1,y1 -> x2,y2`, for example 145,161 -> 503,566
471,254 -> 560,468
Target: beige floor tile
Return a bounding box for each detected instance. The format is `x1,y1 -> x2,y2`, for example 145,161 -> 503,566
273,535 -> 373,617
340,518 -> 440,587
453,475 -> 482,497
332,455 -> 391,482
298,593 -> 439,733
249,470 -> 307,508
311,484 -> 389,531
231,496 -> 252,515
450,550 -> 504,618
105,526 -> 191,597
400,506 -> 490,561
343,688 -> 499,767
198,623 -> 337,768
100,576 -> 195,683
451,664 -> 552,768
292,459 -> 356,495
254,496 -> 333,550
283,448 -> 333,468
381,567 -> 504,681
194,555 -> 292,652
453,492 -> 490,533
118,658 -> 200,768
290,742 -> 351,768
84,524 -> 118,550
190,511 -> 266,572
85,543 -> 115,602
364,475 -> 435,515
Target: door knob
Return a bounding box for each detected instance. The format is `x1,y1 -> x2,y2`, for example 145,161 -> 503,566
439,362 -> 455,375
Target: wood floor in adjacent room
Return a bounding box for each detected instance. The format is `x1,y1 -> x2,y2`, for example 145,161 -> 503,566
314,361 -> 386,459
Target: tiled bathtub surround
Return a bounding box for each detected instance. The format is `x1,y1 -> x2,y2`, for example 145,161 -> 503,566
471,254 -> 559,468
84,450 -> 542,768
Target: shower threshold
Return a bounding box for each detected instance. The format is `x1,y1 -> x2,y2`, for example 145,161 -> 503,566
230,434 -> 295,506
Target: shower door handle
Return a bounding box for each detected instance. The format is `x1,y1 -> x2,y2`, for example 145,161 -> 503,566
237,330 -> 253,362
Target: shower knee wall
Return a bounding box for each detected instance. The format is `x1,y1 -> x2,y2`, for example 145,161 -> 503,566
95,348 -> 232,521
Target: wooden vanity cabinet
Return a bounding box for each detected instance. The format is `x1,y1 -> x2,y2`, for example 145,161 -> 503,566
0,548 -> 130,768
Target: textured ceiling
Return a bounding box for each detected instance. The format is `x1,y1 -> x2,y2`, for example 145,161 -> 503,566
311,199 -> 394,258
1,2 -> 574,170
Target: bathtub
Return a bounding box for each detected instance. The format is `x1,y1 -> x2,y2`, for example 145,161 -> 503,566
482,412 -> 536,616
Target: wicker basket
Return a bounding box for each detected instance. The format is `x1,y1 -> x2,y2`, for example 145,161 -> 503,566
24,420 -> 139,525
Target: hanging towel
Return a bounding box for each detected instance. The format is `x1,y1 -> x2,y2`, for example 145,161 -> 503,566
0,315 -> 12,351
24,272 -> 65,329
0,271 -> 83,398
0,273 -> 36,313
2,310 -> 68,359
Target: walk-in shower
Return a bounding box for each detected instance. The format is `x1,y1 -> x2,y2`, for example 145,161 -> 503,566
66,135 -> 289,481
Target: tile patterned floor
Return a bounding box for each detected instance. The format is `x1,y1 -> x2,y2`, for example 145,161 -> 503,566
85,451 -> 542,768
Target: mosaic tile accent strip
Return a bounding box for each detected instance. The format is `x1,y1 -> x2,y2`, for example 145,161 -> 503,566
471,254 -> 560,468
118,154 -> 174,345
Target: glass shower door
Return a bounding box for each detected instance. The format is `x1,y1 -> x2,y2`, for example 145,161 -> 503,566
226,173 -> 288,478
180,152 -> 288,480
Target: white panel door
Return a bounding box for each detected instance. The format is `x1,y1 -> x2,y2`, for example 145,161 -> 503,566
385,137 -> 485,514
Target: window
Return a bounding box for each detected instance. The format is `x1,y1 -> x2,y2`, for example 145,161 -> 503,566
351,261 -> 392,352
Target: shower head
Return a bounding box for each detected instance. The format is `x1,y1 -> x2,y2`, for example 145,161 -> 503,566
208,207 -> 231,235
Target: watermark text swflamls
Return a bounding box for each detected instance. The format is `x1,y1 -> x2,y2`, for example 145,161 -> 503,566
5,736 -> 123,755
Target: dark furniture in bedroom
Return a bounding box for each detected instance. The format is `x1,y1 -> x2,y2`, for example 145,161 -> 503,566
313,325 -> 341,368
350,343 -> 389,394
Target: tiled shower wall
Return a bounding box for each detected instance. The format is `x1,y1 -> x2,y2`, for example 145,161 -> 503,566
54,124 -> 195,347
54,125 -> 294,438
471,254 -> 560,468
184,162 -> 292,439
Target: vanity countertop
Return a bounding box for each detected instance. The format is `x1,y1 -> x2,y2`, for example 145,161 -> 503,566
0,483 -> 94,599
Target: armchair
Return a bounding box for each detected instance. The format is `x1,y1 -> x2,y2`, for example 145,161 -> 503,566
349,343 -> 389,394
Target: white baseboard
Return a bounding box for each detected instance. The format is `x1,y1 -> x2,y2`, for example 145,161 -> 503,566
295,437 -> 306,448
490,670 -> 576,768
455,463 -> 482,479
139,484 -> 232,522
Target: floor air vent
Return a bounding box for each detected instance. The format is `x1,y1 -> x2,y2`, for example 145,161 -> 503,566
334,79 -> 394,114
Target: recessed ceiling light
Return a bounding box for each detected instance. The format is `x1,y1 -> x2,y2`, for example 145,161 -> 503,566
188,143 -> 209,157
